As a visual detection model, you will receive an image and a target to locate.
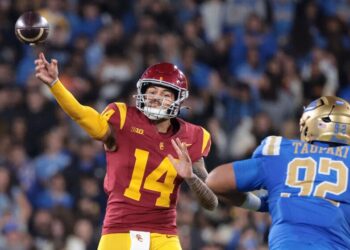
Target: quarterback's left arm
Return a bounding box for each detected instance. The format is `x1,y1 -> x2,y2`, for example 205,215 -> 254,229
168,139 -> 218,211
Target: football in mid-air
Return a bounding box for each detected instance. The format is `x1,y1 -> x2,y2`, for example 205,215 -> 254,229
15,11 -> 49,45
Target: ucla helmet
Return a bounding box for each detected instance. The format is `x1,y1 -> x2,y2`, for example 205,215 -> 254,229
300,96 -> 350,145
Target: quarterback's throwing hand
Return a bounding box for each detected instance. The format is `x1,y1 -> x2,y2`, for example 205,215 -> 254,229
168,138 -> 194,179
34,52 -> 58,86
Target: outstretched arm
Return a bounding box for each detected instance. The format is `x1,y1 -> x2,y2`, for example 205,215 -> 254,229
168,138 -> 218,211
35,52 -> 114,145
205,163 -> 268,212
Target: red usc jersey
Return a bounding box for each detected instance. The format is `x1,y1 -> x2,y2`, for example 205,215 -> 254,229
100,103 -> 211,235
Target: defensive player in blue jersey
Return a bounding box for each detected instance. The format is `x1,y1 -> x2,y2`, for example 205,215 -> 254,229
170,96 -> 350,250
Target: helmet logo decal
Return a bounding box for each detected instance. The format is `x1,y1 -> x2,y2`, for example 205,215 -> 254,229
336,100 -> 345,105
304,100 -> 319,111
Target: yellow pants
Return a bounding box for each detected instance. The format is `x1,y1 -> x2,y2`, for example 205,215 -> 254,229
98,233 -> 182,250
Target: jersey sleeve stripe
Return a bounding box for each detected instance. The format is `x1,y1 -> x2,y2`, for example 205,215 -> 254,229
280,192 -> 291,197
201,128 -> 210,154
262,136 -> 282,155
115,102 -> 127,130
101,109 -> 115,122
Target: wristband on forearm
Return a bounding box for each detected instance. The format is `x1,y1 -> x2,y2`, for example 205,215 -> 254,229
49,78 -> 59,87
241,192 -> 262,211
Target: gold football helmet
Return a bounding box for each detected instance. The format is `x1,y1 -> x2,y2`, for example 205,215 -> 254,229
300,96 -> 350,145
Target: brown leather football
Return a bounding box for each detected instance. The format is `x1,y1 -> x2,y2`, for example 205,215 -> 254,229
15,11 -> 49,45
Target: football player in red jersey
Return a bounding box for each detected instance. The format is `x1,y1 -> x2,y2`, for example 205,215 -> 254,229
35,52 -> 218,250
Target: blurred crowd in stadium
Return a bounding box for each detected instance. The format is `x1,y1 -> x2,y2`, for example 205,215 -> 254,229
0,0 -> 350,249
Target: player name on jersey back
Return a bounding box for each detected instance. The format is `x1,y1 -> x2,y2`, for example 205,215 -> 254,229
292,142 -> 350,159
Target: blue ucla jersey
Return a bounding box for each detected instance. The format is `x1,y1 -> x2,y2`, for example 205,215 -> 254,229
233,136 -> 350,250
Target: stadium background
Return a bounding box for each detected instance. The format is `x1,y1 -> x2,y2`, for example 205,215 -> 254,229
0,0 -> 349,249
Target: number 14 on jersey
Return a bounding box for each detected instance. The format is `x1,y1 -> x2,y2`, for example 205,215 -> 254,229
124,148 -> 178,208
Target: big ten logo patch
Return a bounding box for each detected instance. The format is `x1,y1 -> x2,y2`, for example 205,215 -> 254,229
131,127 -> 144,135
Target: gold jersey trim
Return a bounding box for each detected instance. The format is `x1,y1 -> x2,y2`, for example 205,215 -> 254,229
201,128 -> 211,154
262,136 -> 282,156
115,102 -> 127,130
